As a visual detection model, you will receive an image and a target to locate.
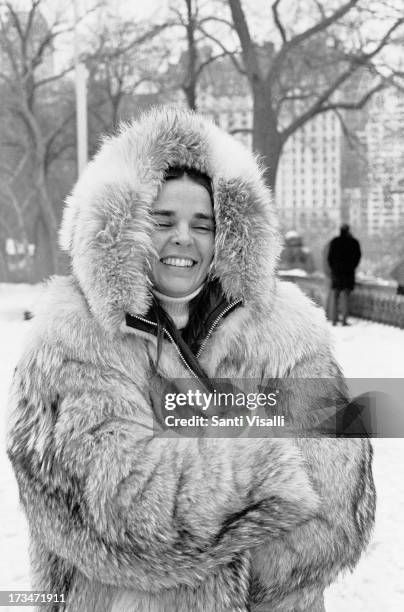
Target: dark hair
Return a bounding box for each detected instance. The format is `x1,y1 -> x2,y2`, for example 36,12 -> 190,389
163,166 -> 213,204
153,166 -> 214,368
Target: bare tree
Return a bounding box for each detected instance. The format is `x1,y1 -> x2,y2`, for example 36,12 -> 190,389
173,0 -> 200,110
0,152 -> 34,263
0,0 -> 78,277
164,0 -> 240,110
203,0 -> 404,190
84,13 -> 172,134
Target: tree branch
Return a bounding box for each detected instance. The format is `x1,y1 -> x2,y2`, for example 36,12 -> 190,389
281,19 -> 403,143
0,162 -> 32,241
45,110 -> 75,150
86,23 -> 170,62
45,140 -> 75,175
170,6 -> 187,27
313,0 -> 327,20
31,29 -> 63,70
283,77 -> 386,142
275,91 -> 317,115
333,109 -> 362,151
352,16 -> 404,63
228,0 -> 262,82
286,0 -> 360,51
0,14 -> 22,77
5,1 -> 28,45
195,50 -> 240,79
197,25 -> 245,75
281,67 -> 356,140
272,0 -> 287,43
35,65 -> 74,89
321,81 -> 386,112
0,72 -> 15,87
24,0 -> 41,40
268,0 -> 360,83
198,15 -> 235,30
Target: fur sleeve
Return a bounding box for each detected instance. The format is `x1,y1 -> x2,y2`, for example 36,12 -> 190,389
250,352 -> 376,610
7,344 -> 320,593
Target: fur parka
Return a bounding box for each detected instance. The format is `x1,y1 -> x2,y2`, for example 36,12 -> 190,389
7,107 -> 375,612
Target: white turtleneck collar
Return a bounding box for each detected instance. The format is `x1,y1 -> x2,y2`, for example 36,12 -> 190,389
152,284 -> 204,330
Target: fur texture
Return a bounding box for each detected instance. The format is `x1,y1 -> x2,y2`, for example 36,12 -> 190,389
7,107 -> 375,611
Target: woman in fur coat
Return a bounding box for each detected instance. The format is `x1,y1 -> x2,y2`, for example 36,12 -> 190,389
7,107 -> 375,612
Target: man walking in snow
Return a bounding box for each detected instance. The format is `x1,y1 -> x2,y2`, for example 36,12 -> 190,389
327,224 -> 361,326
391,256 -> 404,295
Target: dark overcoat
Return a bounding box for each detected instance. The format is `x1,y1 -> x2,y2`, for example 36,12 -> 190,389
328,233 -> 361,291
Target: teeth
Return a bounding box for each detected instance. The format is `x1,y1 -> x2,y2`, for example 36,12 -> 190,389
161,257 -> 195,267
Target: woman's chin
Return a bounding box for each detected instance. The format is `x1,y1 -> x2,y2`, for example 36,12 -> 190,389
154,279 -> 198,298
152,267 -> 209,298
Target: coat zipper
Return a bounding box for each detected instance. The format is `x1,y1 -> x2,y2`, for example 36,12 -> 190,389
196,300 -> 242,358
129,314 -> 200,380
163,327 -> 200,380
129,298 -> 241,378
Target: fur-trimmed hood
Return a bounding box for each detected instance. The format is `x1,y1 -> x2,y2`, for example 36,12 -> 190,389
60,106 -> 282,330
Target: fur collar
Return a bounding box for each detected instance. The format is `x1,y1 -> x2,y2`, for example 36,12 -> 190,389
59,106 -> 282,331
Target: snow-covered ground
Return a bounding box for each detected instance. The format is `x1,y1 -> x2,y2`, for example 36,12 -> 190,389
0,284 -> 403,611
325,319 -> 404,612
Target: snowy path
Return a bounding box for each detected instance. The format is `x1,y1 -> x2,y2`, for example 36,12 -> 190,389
0,285 -> 403,611
325,320 -> 404,612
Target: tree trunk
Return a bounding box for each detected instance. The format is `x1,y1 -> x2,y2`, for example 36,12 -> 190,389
252,84 -> 282,193
17,98 -> 60,276
183,0 -> 197,111
34,158 -> 60,275
0,240 -> 9,282
32,210 -> 58,282
111,93 -> 122,130
183,83 -> 197,111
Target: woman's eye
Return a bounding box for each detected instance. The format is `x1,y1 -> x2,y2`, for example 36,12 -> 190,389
156,221 -> 172,228
194,225 -> 213,232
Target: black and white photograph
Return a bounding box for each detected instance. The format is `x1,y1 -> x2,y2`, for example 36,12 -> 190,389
0,1 -> 403,610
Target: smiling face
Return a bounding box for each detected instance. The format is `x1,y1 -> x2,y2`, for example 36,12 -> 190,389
150,175 -> 215,298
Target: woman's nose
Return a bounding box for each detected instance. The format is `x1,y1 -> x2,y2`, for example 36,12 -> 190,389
172,223 -> 192,246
